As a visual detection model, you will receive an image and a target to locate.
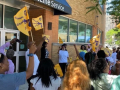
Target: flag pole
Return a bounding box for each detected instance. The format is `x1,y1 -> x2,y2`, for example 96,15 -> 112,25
30,30 -> 34,42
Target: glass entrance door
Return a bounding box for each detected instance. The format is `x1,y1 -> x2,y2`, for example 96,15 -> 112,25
3,30 -> 19,72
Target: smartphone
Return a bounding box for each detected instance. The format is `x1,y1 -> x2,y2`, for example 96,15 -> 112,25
16,39 -> 22,43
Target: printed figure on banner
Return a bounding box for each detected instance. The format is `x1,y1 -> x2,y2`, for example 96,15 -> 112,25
89,34 -> 101,52
59,37 -> 63,44
14,6 -> 31,36
42,35 -> 50,43
32,16 -> 44,30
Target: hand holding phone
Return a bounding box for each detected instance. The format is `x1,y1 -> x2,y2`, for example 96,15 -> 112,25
16,39 -> 22,43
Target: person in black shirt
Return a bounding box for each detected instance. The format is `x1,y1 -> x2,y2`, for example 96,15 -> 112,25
41,41 -> 49,60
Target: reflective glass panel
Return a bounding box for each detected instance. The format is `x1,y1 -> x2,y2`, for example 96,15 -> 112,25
4,6 -> 19,30
78,23 -> 86,42
86,25 -> 92,43
58,16 -> 68,42
69,20 -> 77,42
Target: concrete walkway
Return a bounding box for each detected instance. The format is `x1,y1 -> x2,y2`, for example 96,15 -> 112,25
19,81 -> 28,90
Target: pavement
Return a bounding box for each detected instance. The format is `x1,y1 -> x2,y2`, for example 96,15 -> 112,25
19,81 -> 28,90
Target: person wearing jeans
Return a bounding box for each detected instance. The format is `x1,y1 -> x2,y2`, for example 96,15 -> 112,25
58,44 -> 69,77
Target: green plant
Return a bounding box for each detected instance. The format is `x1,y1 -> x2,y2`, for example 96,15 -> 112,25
86,0 -> 106,14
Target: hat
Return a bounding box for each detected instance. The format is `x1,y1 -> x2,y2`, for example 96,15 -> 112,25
79,52 -> 85,61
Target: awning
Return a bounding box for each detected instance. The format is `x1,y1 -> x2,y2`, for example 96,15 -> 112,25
34,0 -> 72,15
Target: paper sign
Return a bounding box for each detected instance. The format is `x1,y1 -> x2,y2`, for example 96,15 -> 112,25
101,47 -> 113,56
54,64 -> 63,77
69,57 -> 72,62
32,16 -> 43,30
42,35 -> 50,43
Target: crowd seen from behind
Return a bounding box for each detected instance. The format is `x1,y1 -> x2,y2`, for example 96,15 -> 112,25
0,37 -> 120,90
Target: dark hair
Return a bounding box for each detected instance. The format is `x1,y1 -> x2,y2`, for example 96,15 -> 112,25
81,45 -> 86,50
6,49 -> 14,59
88,58 -> 107,80
97,50 -> 106,58
62,44 -> 67,47
85,52 -> 95,67
35,58 -> 57,87
0,53 -> 5,63
42,41 -> 47,47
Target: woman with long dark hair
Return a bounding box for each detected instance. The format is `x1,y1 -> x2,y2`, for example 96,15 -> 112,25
30,58 -> 61,90
41,41 -> 49,60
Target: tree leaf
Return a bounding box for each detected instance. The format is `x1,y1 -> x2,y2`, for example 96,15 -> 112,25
96,7 -> 102,15
86,7 -> 95,14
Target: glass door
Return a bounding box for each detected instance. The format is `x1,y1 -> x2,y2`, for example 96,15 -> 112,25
3,30 -> 20,72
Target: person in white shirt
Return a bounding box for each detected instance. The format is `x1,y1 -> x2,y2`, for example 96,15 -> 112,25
30,58 -> 61,90
112,48 -> 117,65
25,38 -> 45,90
59,44 -> 69,77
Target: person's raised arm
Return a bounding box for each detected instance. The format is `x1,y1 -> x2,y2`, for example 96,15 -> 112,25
26,38 -> 45,79
0,38 -> 16,54
35,37 -> 46,54
74,44 -> 82,60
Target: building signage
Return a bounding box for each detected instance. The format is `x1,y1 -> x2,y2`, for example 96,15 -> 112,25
34,0 -> 71,14
36,0 -> 64,11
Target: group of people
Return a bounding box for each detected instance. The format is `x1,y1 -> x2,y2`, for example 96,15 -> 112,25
0,37 -> 120,90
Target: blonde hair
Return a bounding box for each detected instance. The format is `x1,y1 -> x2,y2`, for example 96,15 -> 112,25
61,60 -> 90,90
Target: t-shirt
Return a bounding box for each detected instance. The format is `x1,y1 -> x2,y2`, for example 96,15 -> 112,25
41,47 -> 49,60
0,72 -> 26,90
111,75 -> 120,90
25,49 -> 40,75
91,73 -> 118,90
30,76 -> 61,90
59,50 -> 69,63
112,52 -> 117,65
106,56 -> 114,70
79,50 -> 87,53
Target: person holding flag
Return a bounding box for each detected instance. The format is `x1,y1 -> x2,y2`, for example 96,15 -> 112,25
25,37 -> 46,90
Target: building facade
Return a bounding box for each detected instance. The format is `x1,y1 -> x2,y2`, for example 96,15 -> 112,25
0,0 -> 105,72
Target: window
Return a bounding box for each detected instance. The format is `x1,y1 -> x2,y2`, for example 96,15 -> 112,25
0,4 -> 3,28
86,25 -> 92,43
58,16 -> 68,42
69,20 -> 77,42
78,23 -> 86,42
4,6 -> 19,30
58,16 -> 93,43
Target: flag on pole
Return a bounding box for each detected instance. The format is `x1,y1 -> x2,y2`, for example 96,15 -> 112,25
117,23 -> 120,29
32,16 -> 43,30
14,6 -> 31,36
89,34 -> 101,52
59,37 -> 63,44
42,35 -> 50,43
